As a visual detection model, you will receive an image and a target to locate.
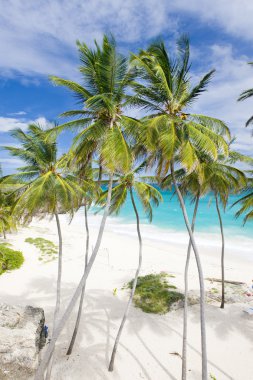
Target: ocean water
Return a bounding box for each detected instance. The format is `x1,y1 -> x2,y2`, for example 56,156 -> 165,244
94,187 -> 252,239
88,187 -> 253,260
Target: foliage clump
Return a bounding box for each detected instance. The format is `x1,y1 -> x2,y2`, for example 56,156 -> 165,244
126,272 -> 184,314
0,243 -> 24,275
25,237 -> 58,263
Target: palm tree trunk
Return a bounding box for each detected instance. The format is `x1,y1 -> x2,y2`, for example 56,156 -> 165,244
35,174 -> 114,380
66,204 -> 89,355
182,193 -> 200,380
45,211 -> 63,380
170,161 -> 207,380
108,187 -> 142,372
3,228 -> 6,239
97,163 -> 103,187
215,194 -> 225,309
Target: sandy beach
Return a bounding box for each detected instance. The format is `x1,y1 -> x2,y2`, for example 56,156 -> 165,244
0,212 -> 253,380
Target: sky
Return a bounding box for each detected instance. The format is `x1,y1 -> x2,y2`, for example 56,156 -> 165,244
0,0 -> 253,174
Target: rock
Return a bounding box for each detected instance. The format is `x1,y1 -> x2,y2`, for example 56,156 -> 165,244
172,282 -> 253,310
206,280 -> 253,304
187,290 -> 200,305
170,299 -> 184,310
0,303 -> 45,380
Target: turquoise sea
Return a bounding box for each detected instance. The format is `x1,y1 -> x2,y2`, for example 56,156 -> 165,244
95,187 -> 252,240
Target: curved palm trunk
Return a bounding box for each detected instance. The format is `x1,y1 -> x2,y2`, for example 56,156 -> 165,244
66,204 -> 89,355
215,194 -> 225,309
108,187 -> 142,372
170,161 -> 207,380
35,174 -> 114,380
182,193 -> 200,380
45,211 -> 63,380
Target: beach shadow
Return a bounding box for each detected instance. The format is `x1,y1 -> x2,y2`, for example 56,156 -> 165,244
2,269 -> 249,380
188,302 -> 253,345
49,287 -> 182,379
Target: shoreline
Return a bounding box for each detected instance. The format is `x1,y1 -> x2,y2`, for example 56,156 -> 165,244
81,211 -> 253,260
0,213 -> 252,379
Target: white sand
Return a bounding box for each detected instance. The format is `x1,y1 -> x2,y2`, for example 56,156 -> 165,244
0,212 -> 253,380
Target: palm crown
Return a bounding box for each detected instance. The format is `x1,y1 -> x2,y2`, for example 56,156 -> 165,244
162,151 -> 246,205
98,162 -> 162,222
50,35 -> 139,174
238,62 -> 253,127
129,37 -> 230,174
233,170 -> 253,223
3,124 -> 82,218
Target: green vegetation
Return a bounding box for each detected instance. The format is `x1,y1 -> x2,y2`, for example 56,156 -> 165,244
0,167 -> 18,239
0,243 -> 24,275
25,237 -> 58,262
1,33 -> 252,378
126,273 -> 183,314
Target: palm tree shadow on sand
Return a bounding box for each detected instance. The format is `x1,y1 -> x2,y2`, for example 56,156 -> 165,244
1,277 -> 243,379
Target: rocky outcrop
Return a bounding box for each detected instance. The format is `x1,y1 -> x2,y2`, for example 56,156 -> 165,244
206,280 -> 253,304
170,282 -> 253,311
0,303 -> 45,380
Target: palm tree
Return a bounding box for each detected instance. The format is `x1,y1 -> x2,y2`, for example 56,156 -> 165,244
162,168 -> 201,380
238,62 -> 253,126
202,156 -> 246,309
3,124 -> 82,379
233,170 -> 253,223
50,35 -> 138,177
0,193 -> 17,239
237,72 -> 253,224
35,35 -> 138,378
0,167 -> 17,239
163,154 -> 245,378
64,158 -> 100,356
130,36 -> 230,380
35,172 -> 114,380
97,162 -> 162,372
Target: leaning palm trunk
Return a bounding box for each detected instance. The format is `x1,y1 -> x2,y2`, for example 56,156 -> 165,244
215,194 -> 225,309
45,211 -> 63,380
66,204 -> 89,355
170,161 -> 207,380
35,174 -> 114,380
182,193 -> 200,380
108,187 -> 143,372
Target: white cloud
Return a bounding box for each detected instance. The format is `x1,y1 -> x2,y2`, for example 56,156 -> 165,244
0,0 -> 177,79
188,44 -> 253,154
172,0 -> 253,42
0,0 -> 253,156
0,158 -> 23,165
0,157 -> 24,175
8,111 -> 27,116
0,116 -> 50,133
0,117 -> 29,132
0,115 -> 51,173
0,0 -> 253,80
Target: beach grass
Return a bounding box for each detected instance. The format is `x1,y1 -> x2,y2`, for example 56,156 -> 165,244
25,237 -> 58,263
126,272 -> 184,314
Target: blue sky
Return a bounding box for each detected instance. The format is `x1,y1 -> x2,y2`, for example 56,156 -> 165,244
1,0 -> 253,174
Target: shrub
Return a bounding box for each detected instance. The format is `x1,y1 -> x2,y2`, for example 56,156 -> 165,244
126,272 -> 184,314
25,237 -> 58,263
0,243 -> 24,275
